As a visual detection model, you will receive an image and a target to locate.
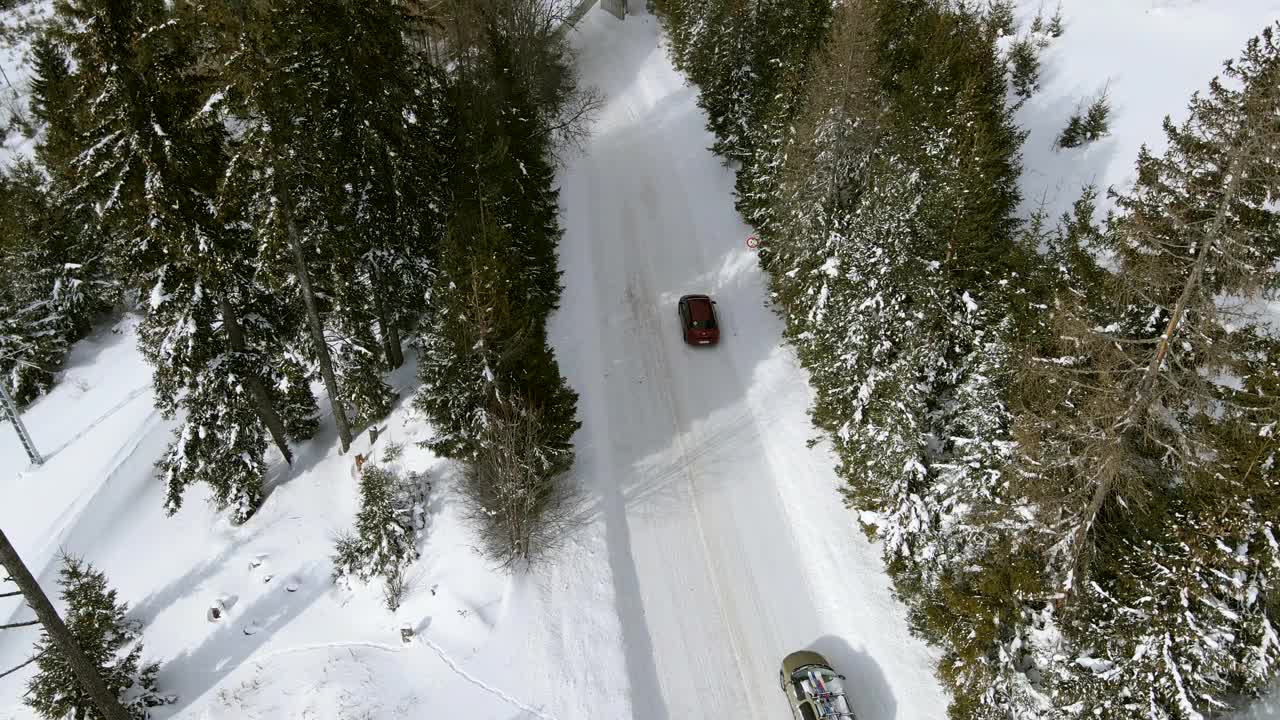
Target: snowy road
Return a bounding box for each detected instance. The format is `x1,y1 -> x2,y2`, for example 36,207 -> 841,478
550,8 -> 948,719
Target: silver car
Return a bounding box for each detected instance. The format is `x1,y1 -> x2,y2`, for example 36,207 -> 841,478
779,651 -> 856,720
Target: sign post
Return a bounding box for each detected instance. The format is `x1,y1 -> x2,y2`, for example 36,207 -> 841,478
0,384 -> 42,466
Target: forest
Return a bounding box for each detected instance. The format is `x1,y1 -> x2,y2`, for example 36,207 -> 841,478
0,1 -> 586,714
650,0 -> 1280,717
3,0 -> 1280,717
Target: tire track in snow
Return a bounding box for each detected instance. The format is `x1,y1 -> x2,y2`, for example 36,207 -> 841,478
43,383 -> 154,458
572,151 -> 669,720
623,263 -> 757,717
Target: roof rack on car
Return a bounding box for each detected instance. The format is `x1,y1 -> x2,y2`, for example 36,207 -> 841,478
804,670 -> 856,719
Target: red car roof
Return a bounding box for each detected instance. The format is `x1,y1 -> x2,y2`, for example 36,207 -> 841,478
687,296 -> 714,322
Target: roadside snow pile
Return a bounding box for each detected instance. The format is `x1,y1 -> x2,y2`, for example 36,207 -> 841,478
1008,0 -> 1280,222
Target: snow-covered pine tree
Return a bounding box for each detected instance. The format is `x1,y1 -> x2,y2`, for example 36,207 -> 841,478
1013,23 -> 1280,718
0,160 -> 115,405
280,0 -> 442,429
216,0 -> 444,448
328,282 -> 397,428
332,464 -> 425,609
756,0 -> 882,276
214,0 -> 361,452
985,0 -> 1016,38
695,0 -> 755,166
28,33 -> 80,180
732,0 -> 832,230
268,352 -> 321,442
25,555 -> 170,720
650,0 -> 707,70
415,253 -> 514,459
416,12 -> 579,469
54,0 -> 302,511
1006,35 -> 1040,99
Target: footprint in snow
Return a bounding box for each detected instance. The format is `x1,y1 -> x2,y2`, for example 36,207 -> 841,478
248,554 -> 273,583
206,594 -> 238,622
242,620 -> 262,636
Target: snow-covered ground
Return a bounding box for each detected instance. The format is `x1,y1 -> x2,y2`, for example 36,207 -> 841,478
1012,0 -> 1280,223
0,319 -> 631,719
6,1 -> 1279,718
551,6 -> 946,719
1,4 -> 943,719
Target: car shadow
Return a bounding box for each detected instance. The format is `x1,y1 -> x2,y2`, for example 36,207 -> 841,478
808,635 -> 899,720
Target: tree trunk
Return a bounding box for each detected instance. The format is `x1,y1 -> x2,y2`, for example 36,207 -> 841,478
278,182 -> 353,453
0,528 -> 131,720
1065,145 -> 1250,592
371,263 -> 404,370
219,295 -> 294,465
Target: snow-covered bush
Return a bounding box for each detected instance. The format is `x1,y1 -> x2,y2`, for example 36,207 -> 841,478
332,465 -> 427,610
1008,36 -> 1040,99
1056,93 -> 1111,149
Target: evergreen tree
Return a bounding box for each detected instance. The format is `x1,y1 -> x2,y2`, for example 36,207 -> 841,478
267,352 -> 321,442
54,0 -> 304,515
1007,35 -> 1040,99
25,555 -> 170,720
1014,23 -> 1280,717
1047,3 -> 1065,38
1057,92 -> 1111,149
0,160 -> 115,405
731,0 -> 832,229
415,15 -> 579,465
216,0 -> 446,447
985,0 -> 1016,37
332,465 -> 426,609
28,33 -> 80,176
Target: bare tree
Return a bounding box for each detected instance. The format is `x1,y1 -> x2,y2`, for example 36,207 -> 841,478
461,394 -> 580,569
0,527 -> 130,720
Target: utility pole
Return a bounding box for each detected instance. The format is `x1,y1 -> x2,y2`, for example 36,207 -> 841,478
0,383 -> 42,465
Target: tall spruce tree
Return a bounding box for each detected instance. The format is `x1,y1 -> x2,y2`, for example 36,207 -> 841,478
415,5 -> 578,464
1014,23 -> 1280,718
0,160 -> 115,405
0,529 -> 132,720
217,0 -> 447,447
25,555 -> 170,719
215,0 -> 355,451
54,0 -> 307,519
28,33 -> 80,178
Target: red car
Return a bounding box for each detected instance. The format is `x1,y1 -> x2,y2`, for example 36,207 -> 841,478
678,294 -> 720,345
